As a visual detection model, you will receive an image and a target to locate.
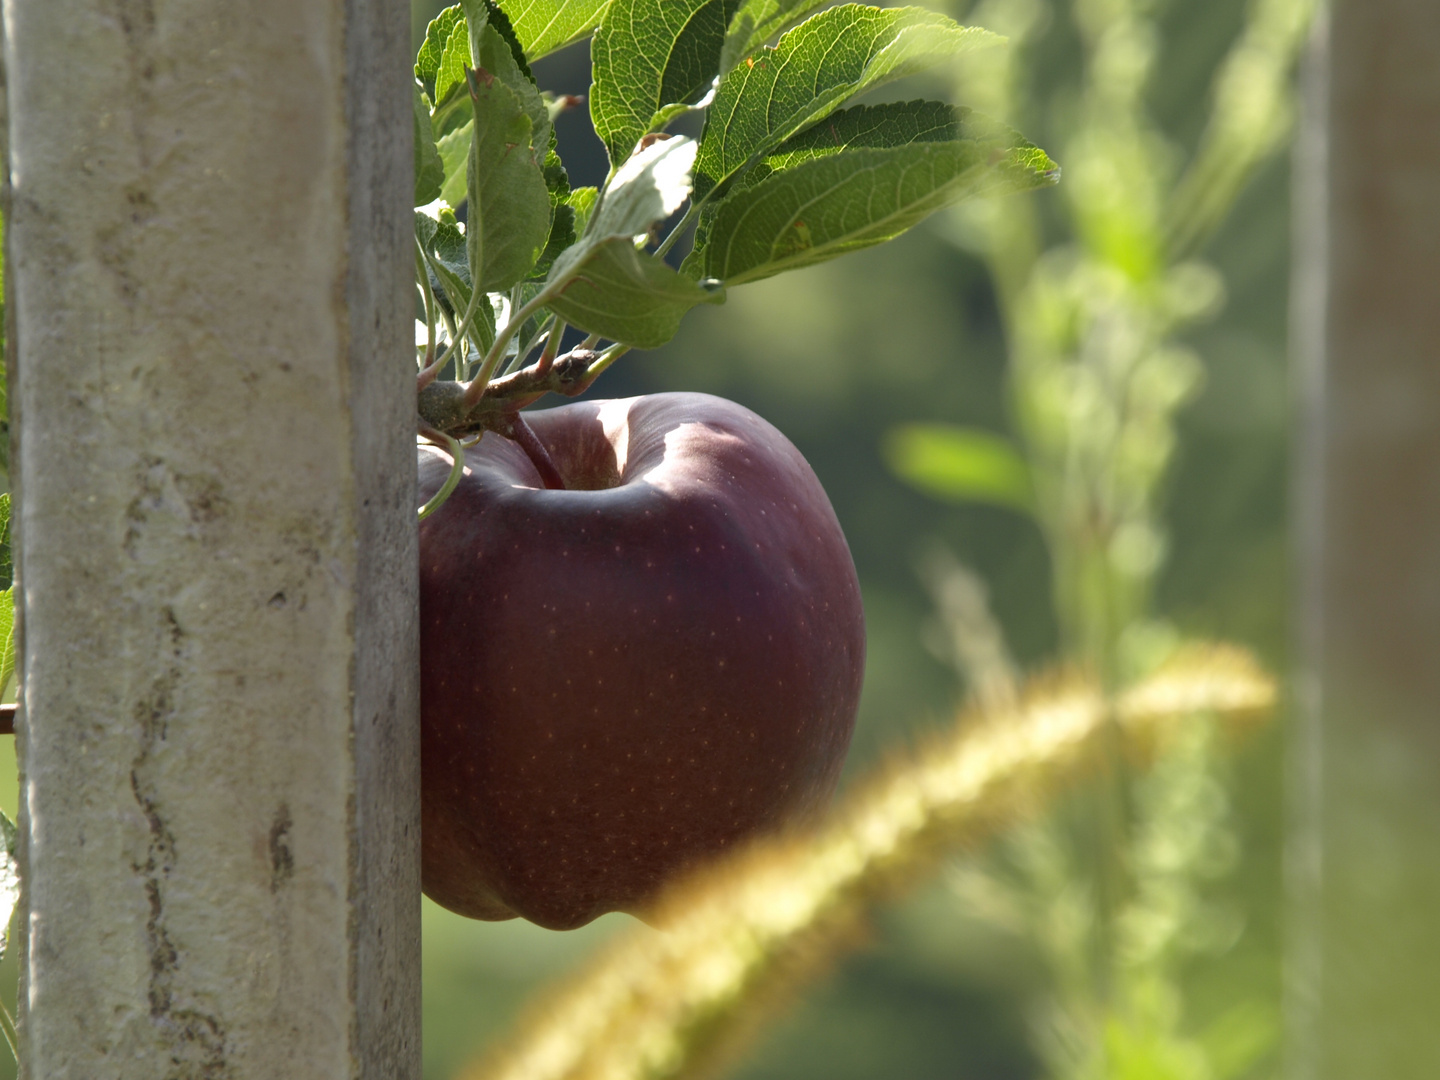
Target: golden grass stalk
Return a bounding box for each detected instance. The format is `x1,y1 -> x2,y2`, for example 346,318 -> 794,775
461,643 -> 1276,1080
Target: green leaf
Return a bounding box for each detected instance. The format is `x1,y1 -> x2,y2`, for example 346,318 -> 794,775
530,148 -> 576,277
0,493 -> 11,591
719,0 -> 828,75
432,86 -> 473,142
486,0 -> 538,79
534,137 -> 697,334
462,0 -> 553,152
495,0 -> 610,59
589,135 -> 696,241
750,99 -> 975,180
689,101 -> 1052,249
466,67 -> 554,292
591,0 -> 741,167
543,147 -> 571,201
687,98 -> 969,241
687,126 -> 1057,284
566,186 -> 599,236
534,135 -> 715,347
533,204 -> 577,278
883,424 -> 1034,513
417,4 -> 466,97
414,83 -> 447,206
0,587 -> 16,704
434,17 -> 473,113
547,239 -> 724,347
417,211 -> 470,292
437,119 -> 474,208
477,0 -> 536,78
693,5 -> 1001,201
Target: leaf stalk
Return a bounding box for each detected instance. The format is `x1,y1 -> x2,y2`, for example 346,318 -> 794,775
417,429 -> 467,520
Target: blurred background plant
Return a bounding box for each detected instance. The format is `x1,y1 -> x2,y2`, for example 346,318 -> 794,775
878,0 -> 1314,1076
391,0 -> 1316,1077
894,0 -> 1313,683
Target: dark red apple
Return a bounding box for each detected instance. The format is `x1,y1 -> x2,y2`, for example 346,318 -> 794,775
416,392 -> 865,929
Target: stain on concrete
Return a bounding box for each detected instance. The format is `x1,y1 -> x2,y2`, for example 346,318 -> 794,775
129,605 -> 233,1077
268,804 -> 294,892
124,456 -> 230,557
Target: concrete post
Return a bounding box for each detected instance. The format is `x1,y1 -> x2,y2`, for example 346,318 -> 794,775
2,0 -> 419,1076
1290,1 -> 1440,1076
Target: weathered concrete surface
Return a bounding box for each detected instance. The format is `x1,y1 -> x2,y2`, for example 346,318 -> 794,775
1291,1 -> 1440,1076
1,0 -> 419,1075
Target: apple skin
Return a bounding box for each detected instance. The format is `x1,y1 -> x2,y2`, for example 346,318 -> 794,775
416,392 -> 865,930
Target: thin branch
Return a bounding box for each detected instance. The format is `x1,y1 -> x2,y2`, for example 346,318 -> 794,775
417,348 -> 602,439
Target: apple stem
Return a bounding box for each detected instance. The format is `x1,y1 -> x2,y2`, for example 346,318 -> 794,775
506,413 -> 567,490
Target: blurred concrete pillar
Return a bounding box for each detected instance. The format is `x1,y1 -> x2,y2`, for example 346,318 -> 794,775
1290,0 -> 1440,1076
2,0 -> 419,1076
